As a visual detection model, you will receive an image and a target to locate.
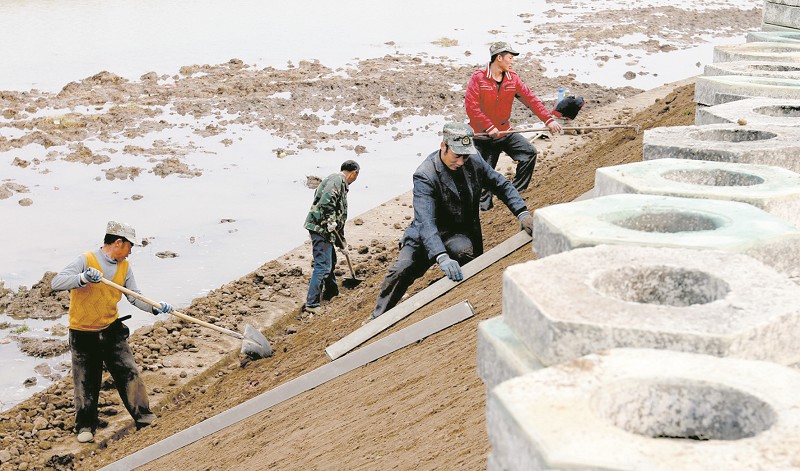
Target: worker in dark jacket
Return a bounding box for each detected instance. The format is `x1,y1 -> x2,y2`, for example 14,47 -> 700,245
465,41 -> 562,210
303,160 -> 360,314
368,123 -> 533,320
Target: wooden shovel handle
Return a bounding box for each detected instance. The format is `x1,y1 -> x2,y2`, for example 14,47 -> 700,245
99,278 -> 243,339
332,229 -> 357,278
475,124 -> 640,138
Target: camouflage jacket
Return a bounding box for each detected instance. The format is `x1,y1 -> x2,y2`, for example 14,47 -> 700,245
304,172 -> 349,243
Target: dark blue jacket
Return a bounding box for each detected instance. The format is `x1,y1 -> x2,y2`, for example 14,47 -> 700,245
401,149 -> 527,260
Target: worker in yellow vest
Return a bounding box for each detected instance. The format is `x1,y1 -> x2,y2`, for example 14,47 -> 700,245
51,221 -> 174,444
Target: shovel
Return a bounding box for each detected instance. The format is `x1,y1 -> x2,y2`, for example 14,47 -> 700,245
332,229 -> 363,289
475,123 -> 641,138
99,278 -> 273,359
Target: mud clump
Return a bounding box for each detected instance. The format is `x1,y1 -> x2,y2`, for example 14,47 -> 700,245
64,143 -> 110,165
16,337 -> 70,358
152,158 -> 202,178
0,181 -> 29,200
3,272 -> 70,320
104,165 -> 142,181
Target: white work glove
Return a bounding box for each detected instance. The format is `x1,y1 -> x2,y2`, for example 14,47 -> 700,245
81,267 -> 103,284
154,302 -> 173,315
437,254 -> 463,281
326,220 -> 337,233
518,210 -> 534,236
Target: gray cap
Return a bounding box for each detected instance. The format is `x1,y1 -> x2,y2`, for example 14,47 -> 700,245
489,41 -> 519,56
442,123 -> 477,155
106,220 -> 141,246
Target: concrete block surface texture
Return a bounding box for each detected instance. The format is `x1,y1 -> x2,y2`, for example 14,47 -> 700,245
713,42 -> 800,63
642,123 -> 800,173
694,75 -> 800,105
694,97 -> 800,127
504,245 -> 800,367
594,158 -> 800,227
764,1 -> 800,29
747,31 -> 800,43
477,316 -> 543,391
704,60 -> 800,80
487,349 -> 800,471
761,22 -> 800,32
531,194 -> 800,282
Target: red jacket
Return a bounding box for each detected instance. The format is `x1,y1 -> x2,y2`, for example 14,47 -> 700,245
465,65 -> 554,134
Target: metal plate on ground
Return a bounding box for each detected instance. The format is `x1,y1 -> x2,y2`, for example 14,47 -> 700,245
326,231 -> 531,360
100,301 -> 475,471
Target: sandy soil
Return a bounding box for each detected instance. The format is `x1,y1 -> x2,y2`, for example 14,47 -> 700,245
0,78 -> 697,470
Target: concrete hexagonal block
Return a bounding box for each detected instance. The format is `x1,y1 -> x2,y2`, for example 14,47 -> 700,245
477,316 -> 543,391
594,158 -> 800,227
747,31 -> 800,44
695,75 -> 800,106
532,194 -> 800,281
643,124 -> 800,173
764,2 -> 800,29
695,97 -> 800,127
488,349 -> 800,471
713,42 -> 800,63
505,245 -> 800,366
704,60 -> 800,80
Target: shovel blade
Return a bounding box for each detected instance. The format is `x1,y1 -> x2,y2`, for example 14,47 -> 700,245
342,277 -> 363,289
241,324 -> 273,359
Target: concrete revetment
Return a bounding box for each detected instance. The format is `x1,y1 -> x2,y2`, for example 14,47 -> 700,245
487,349 -> 800,471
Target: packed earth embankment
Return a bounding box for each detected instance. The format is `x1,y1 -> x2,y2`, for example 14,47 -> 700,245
0,80 -> 698,470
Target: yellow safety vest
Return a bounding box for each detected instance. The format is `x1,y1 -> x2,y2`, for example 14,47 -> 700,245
68,251 -> 128,331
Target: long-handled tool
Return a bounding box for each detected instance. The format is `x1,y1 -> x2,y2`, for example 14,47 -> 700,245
475,123 -> 641,138
99,278 -> 272,359
332,229 -> 363,289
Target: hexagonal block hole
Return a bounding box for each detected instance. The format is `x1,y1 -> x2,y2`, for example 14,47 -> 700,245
689,129 -> 777,142
747,64 -> 800,73
592,266 -> 730,307
754,104 -> 800,118
661,169 -> 765,187
603,210 -> 720,233
593,379 -> 777,441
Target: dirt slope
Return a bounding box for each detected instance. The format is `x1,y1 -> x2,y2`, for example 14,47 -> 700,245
62,83 -> 696,470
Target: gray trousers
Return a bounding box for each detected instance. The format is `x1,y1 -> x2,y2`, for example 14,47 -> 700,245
372,234 -> 475,318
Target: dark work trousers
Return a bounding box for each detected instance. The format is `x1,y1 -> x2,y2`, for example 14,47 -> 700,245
475,133 -> 537,210
69,319 -> 154,433
372,234 -> 475,318
306,230 -> 339,308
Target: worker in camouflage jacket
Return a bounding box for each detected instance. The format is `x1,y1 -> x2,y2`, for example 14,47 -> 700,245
303,160 -> 360,313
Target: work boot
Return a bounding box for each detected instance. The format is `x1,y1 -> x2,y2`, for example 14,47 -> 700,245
136,412 -> 157,430
304,304 -> 321,314
77,429 -> 94,443
322,283 -> 340,301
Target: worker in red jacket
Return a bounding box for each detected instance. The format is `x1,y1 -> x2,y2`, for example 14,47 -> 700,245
465,41 -> 562,210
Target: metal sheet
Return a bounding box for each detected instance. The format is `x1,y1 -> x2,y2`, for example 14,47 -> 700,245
325,231 -> 531,360
100,301 -> 475,471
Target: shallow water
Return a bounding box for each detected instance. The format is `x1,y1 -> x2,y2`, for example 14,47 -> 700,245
0,0 -> 760,410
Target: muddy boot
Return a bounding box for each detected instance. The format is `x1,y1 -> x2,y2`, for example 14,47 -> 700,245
136,412 -> 157,430
322,282 -> 339,301
77,429 -> 94,443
